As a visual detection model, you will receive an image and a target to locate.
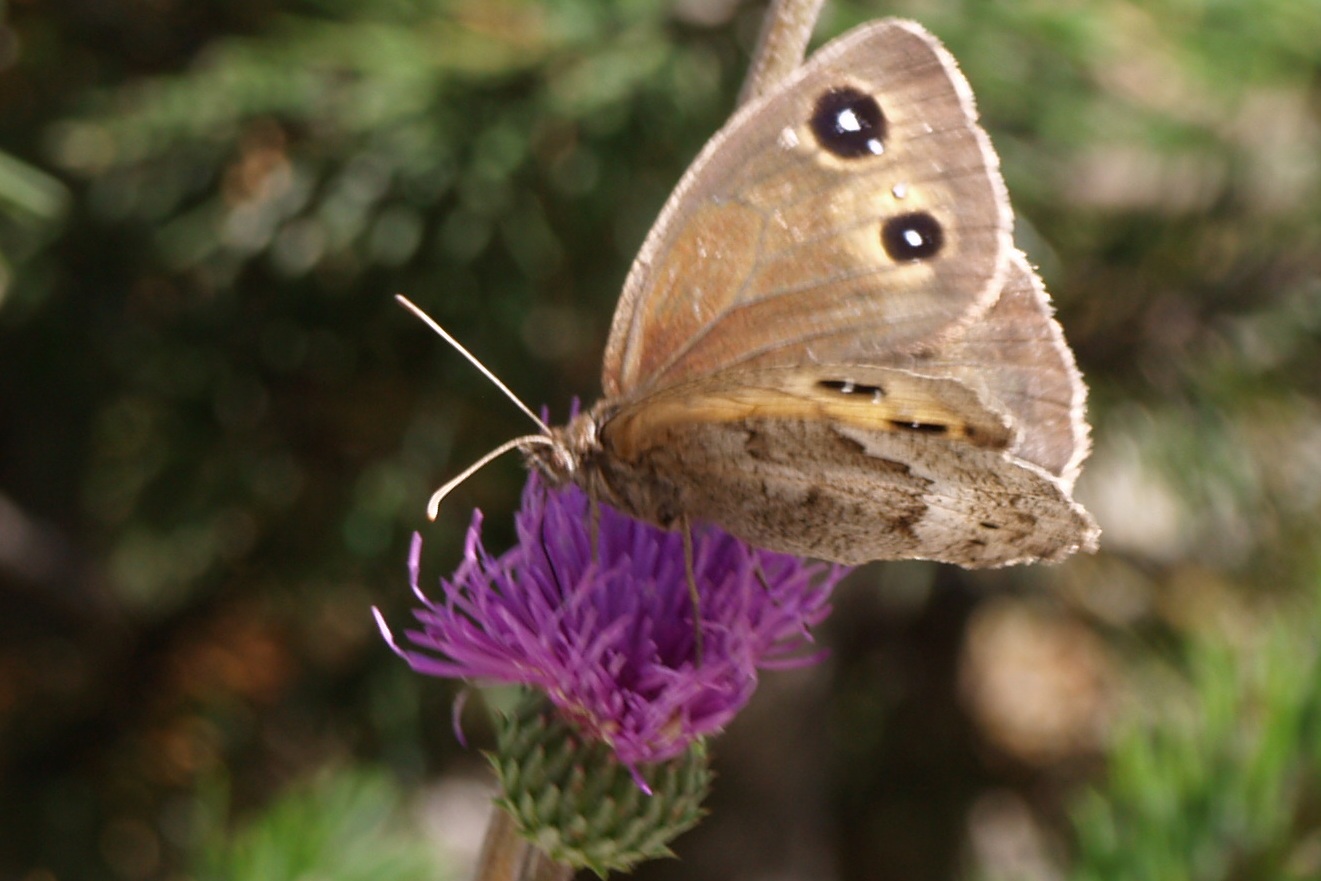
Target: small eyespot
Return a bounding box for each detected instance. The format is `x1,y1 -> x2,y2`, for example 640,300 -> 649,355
818,379 -> 886,398
889,420 -> 949,435
810,87 -> 886,158
881,212 -> 944,261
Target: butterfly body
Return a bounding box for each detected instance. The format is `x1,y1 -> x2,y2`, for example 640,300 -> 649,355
522,18 -> 1097,567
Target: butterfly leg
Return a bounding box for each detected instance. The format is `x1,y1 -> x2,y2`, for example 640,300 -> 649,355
751,559 -> 795,624
752,559 -> 774,599
588,495 -> 601,564
681,517 -> 705,665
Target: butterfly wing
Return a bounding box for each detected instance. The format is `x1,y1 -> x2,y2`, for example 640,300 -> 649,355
595,360 -> 1097,566
583,21 -> 1095,566
891,252 -> 1091,489
602,19 -> 1012,399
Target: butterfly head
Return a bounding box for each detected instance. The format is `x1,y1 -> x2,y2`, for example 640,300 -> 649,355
525,406 -> 604,489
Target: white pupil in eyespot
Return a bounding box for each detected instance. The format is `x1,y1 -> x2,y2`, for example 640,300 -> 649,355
833,107 -> 883,154
903,229 -> 925,248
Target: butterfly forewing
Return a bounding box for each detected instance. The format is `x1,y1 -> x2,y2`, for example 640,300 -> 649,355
602,19 -> 1013,399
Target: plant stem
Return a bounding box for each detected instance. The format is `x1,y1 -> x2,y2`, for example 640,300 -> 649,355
737,0 -> 827,106
472,804 -> 573,881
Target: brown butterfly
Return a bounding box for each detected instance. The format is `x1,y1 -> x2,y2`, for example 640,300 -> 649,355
410,19 -> 1098,568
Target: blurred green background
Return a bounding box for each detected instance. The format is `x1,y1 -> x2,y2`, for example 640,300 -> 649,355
2,0 -> 1320,879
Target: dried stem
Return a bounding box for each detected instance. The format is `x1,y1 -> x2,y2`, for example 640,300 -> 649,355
472,804 -> 573,881
737,0 -> 827,106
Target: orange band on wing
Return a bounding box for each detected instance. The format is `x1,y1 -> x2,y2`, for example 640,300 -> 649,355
605,372 -> 1011,462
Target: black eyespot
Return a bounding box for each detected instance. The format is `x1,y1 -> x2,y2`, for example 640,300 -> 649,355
889,420 -> 949,435
881,212 -> 944,261
818,379 -> 885,398
810,87 -> 886,158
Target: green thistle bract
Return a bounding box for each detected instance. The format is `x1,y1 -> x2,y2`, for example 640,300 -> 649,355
489,692 -> 712,877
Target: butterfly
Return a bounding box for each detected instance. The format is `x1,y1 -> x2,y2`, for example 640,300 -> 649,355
411,18 -> 1098,568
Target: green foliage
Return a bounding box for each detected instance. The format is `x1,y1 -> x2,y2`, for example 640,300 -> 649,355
193,768 -> 451,881
0,148 -> 67,306
1071,584 -> 1321,881
0,0 -> 67,300
48,0 -> 726,288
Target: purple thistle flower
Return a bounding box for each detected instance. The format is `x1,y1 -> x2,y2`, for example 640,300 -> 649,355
376,473 -> 848,768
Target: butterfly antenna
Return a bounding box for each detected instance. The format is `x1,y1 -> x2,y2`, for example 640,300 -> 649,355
395,295 -> 552,436
425,434 -> 558,521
